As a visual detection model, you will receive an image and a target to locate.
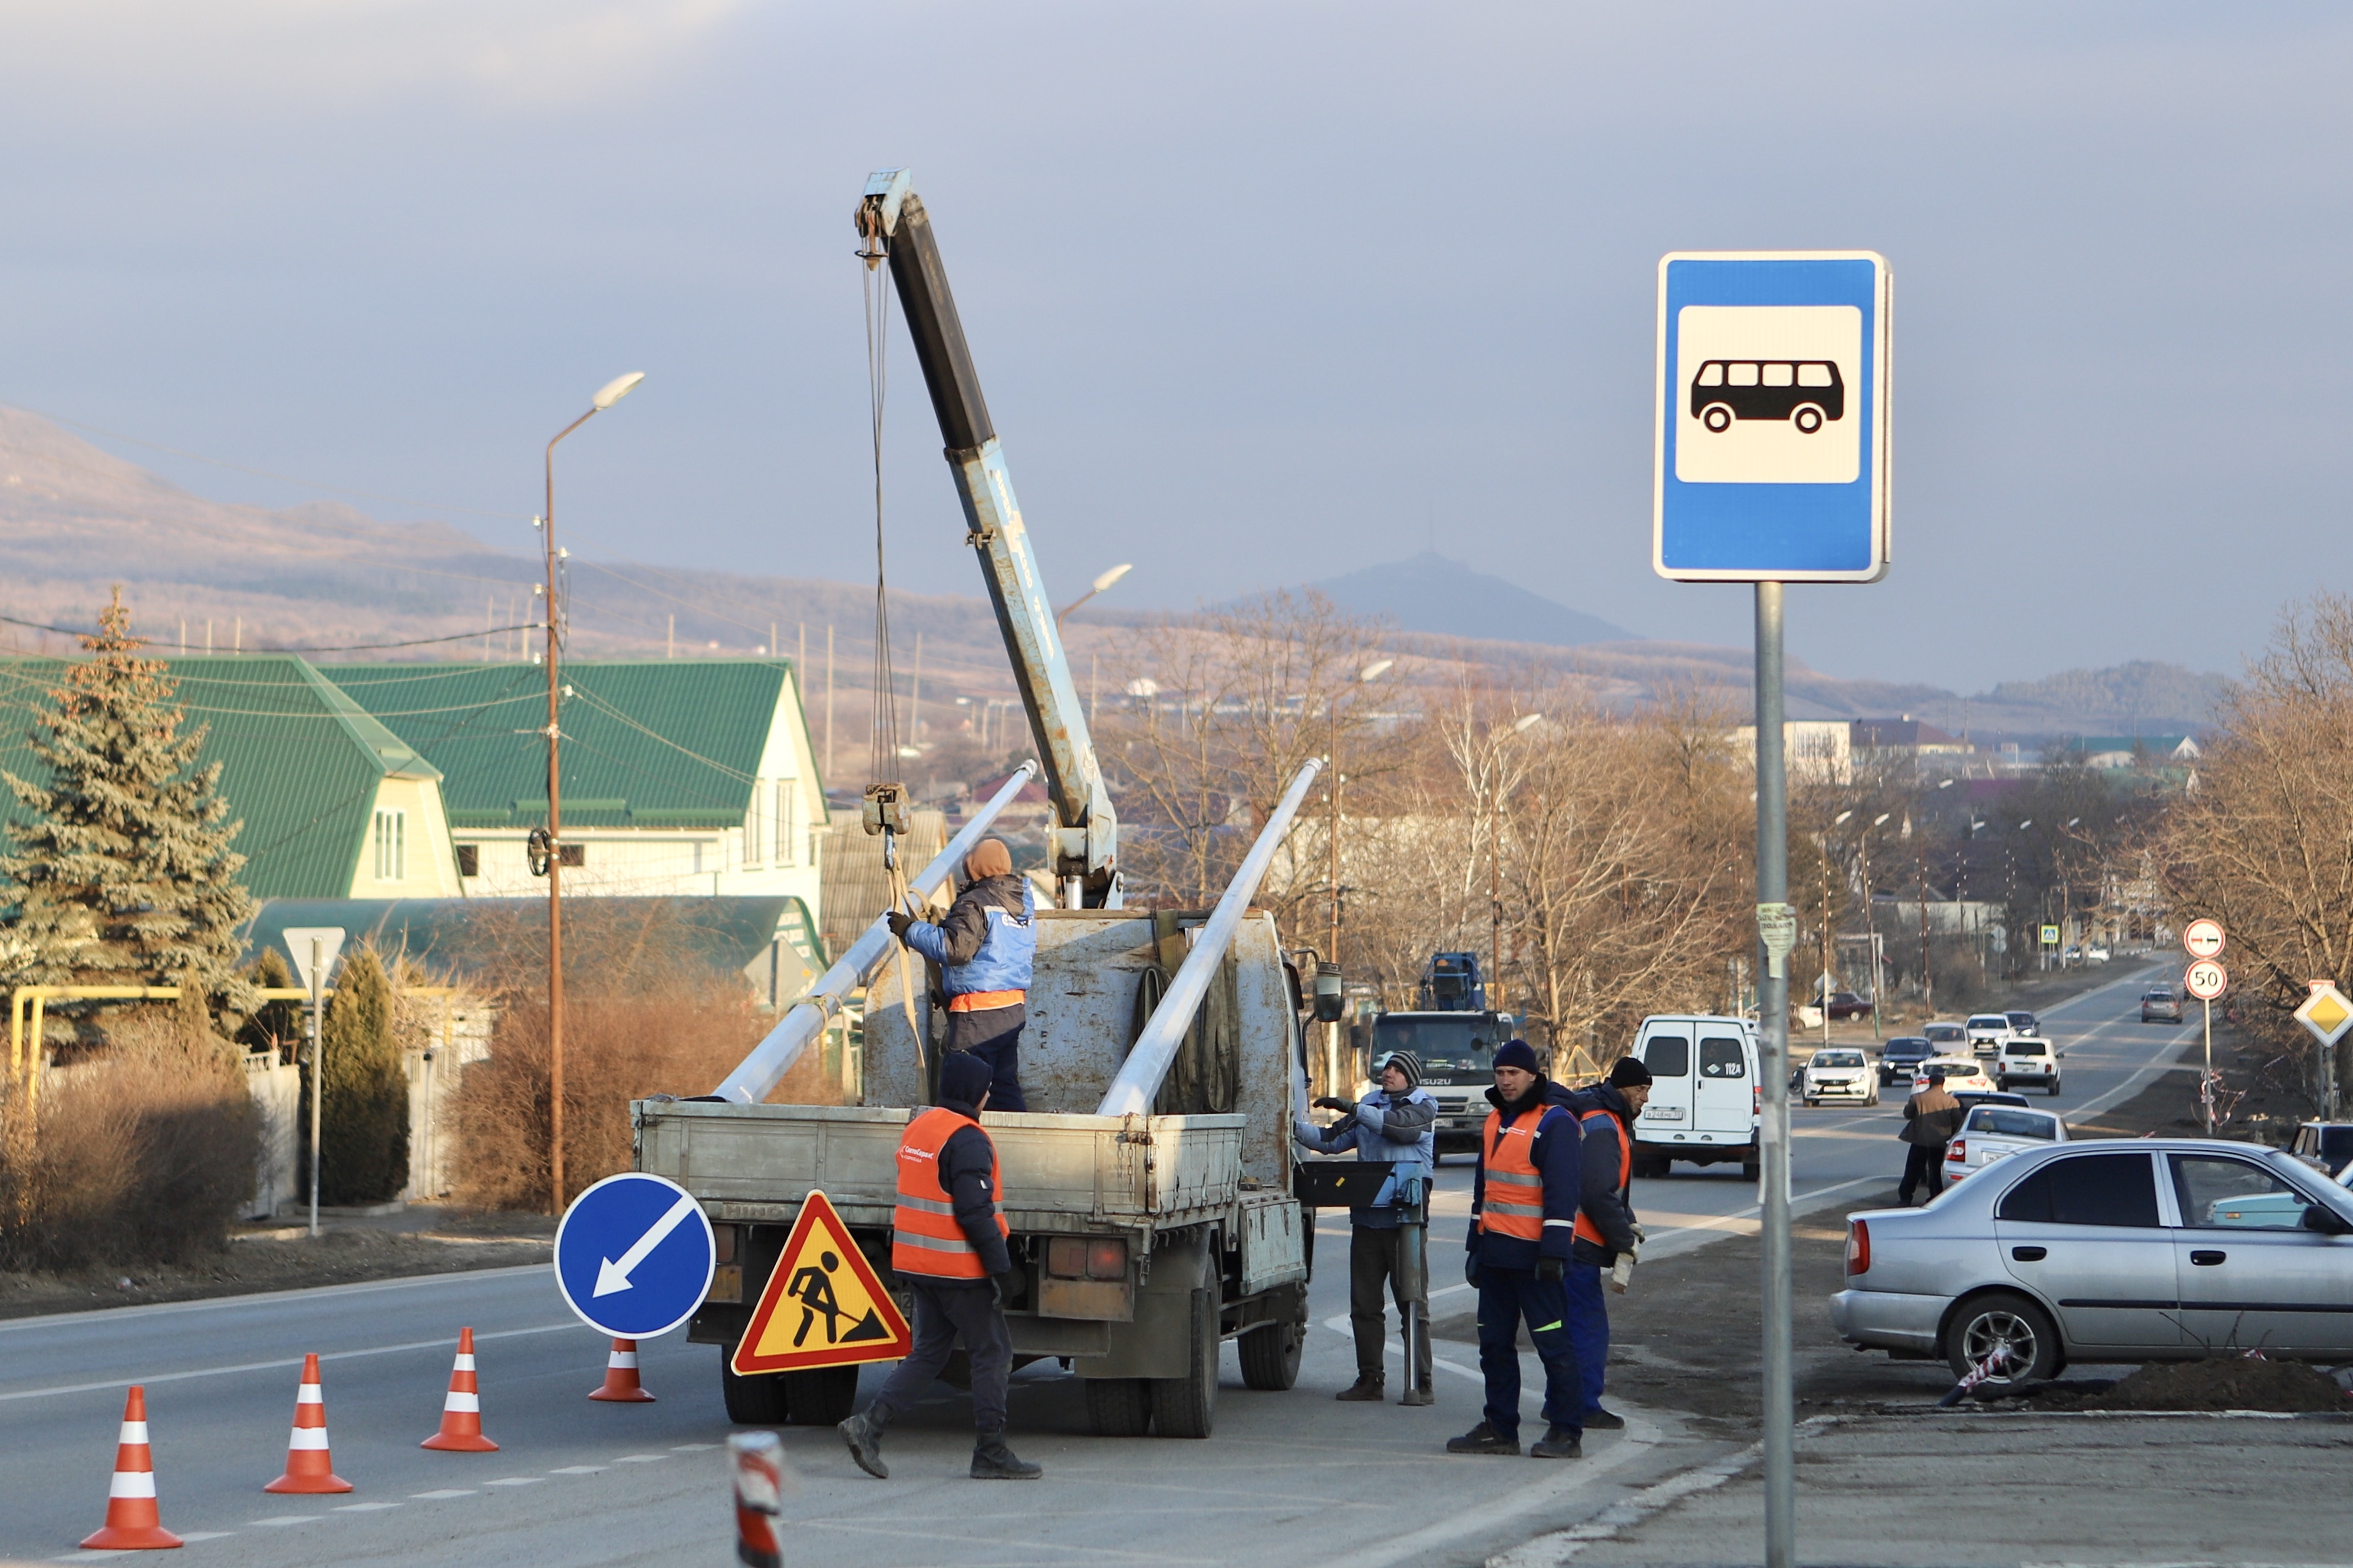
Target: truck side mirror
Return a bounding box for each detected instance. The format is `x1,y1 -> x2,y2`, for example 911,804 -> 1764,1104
1313,964 -> 1345,1024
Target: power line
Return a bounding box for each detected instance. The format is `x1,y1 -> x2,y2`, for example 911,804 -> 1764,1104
0,608 -> 544,655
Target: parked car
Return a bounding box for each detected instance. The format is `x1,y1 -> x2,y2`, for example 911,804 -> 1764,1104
1879,1036 -> 1933,1085
1915,1056 -> 1995,1095
2141,988 -> 2184,1024
1942,1104 -> 2068,1183
1953,1090 -> 2033,1114
2005,1009 -> 2039,1036
1825,991 -> 1872,1021
2289,1122 -> 2353,1175
2084,945 -> 2111,963
1994,1036 -> 2064,1095
1802,1048 -> 1880,1107
1629,1014 -> 1762,1179
1923,1022 -> 1970,1056
1965,1014 -> 2017,1056
1832,1140 -> 2353,1380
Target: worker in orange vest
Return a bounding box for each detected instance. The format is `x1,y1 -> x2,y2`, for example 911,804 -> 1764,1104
838,1052 -> 1040,1481
1561,1056 -> 1651,1431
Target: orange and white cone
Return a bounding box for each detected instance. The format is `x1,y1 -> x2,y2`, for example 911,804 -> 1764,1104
264,1354 -> 352,1494
588,1338 -> 655,1402
420,1326 -> 499,1452
82,1384 -> 182,1550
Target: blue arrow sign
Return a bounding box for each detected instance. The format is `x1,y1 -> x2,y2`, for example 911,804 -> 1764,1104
555,1173 -> 716,1339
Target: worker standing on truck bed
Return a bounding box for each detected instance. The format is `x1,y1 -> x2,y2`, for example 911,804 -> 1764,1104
838,1052 -> 1042,1481
1560,1057 -> 1650,1431
1450,1038 -> 1586,1460
890,836 -> 1036,1111
1298,1047 -> 1439,1405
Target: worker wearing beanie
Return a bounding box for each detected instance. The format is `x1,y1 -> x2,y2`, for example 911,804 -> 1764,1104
841,1051 -> 1040,1481
1558,1056 -> 1653,1431
1297,1047 -> 1439,1404
1449,1038 -> 1587,1460
890,836 -> 1035,1110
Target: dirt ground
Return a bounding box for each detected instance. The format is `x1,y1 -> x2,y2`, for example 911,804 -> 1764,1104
1989,1356 -> 2351,1412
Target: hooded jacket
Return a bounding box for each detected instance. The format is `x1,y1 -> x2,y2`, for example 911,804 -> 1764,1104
1557,1082 -> 1640,1263
905,874 -> 1036,999
1294,1085 -> 1438,1230
1468,1075 -> 1582,1271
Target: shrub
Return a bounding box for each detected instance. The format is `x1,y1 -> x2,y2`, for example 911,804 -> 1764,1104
301,948 -> 410,1206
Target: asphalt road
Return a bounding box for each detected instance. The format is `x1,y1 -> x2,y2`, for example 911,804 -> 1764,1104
2,965 -> 2190,1567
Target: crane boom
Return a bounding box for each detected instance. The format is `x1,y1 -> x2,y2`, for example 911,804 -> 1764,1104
857,169 -> 1118,905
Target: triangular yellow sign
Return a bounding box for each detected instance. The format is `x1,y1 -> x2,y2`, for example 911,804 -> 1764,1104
731,1189 -> 913,1375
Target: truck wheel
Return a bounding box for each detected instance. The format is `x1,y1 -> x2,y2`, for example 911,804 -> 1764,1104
1238,1285 -> 1306,1391
1151,1272 -> 1220,1438
721,1360 -> 789,1425
1083,1376 -> 1152,1436
782,1365 -> 859,1426
1741,1157 -> 1761,1183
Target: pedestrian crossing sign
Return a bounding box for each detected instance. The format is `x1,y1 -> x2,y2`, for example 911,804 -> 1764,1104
732,1189 -> 912,1374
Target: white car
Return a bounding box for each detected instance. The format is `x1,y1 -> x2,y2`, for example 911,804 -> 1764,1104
1922,1021 -> 1969,1057
1964,1014 -> 2016,1056
1914,1056 -> 1995,1095
1942,1104 -> 2068,1182
1993,1036 -> 2064,1095
1801,1048 -> 1880,1107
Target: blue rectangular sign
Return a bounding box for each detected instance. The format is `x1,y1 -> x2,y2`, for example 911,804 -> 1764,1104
1653,252 -> 1891,583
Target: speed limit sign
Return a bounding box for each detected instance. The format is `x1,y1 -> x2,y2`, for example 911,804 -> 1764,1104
2184,959 -> 2227,1001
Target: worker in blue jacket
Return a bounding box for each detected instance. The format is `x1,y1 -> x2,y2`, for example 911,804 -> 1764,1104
1449,1038 -> 1586,1460
889,837 -> 1035,1110
1556,1058 -> 1650,1431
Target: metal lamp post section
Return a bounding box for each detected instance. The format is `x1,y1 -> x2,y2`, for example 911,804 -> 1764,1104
281,927 -> 345,1239
1326,658 -> 1393,1091
541,370 -> 644,1214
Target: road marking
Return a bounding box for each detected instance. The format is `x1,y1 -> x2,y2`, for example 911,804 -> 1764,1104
332,1502 -> 400,1511
248,1515 -> 321,1527
1485,1437 -> 1766,1566
668,1442 -> 720,1451
483,1477 -> 545,1486
408,1488 -> 478,1500
0,1321 -> 579,1403
548,1465 -> 608,1475
610,1453 -> 668,1462
0,1263 -> 551,1335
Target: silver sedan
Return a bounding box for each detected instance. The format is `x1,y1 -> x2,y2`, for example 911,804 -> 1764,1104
1831,1138 -> 2353,1381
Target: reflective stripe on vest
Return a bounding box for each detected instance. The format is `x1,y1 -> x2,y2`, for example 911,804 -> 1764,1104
1478,1105 -> 1548,1242
1571,1106 -> 1632,1248
891,1106 -> 1009,1280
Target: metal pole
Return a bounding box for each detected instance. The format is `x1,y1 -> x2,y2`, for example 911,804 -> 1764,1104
1755,582 -> 1795,1568
545,420 -> 585,1217
2203,997 -> 2214,1138
308,937 -> 323,1240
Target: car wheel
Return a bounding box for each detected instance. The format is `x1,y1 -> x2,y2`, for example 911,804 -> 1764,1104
1945,1292 -> 2061,1384
1701,402 -> 1734,433
1791,403 -> 1825,433
2050,1080 -> 2061,1097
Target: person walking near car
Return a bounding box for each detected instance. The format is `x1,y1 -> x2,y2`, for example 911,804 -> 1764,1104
838,1051 -> 1041,1481
889,836 -> 1035,1110
1448,1039 -> 1586,1460
1561,1057 -> 1650,1431
1298,1048 -> 1439,1405
1898,1067 -> 1965,1205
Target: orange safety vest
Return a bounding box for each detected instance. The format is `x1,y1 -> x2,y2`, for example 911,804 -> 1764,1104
1571,1105 -> 1632,1249
891,1106 -> 1009,1280
1478,1104 -> 1549,1243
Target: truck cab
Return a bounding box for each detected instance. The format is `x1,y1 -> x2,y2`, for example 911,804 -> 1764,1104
1628,1014 -> 1761,1179
1367,1009 -> 1512,1157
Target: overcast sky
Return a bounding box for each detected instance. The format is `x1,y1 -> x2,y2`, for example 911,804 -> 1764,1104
0,2 -> 2344,690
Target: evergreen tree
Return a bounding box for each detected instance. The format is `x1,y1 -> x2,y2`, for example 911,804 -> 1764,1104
308,946 -> 410,1205
0,590 -> 256,1028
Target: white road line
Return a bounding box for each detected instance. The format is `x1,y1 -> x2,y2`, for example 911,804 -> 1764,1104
1485,1439 -> 1765,1566
548,1465 -> 608,1475
0,1263 -> 550,1335
408,1488 -> 477,1500
0,1321 -> 579,1403
248,1515 -> 321,1527
483,1477 -> 545,1486
332,1502 -> 400,1511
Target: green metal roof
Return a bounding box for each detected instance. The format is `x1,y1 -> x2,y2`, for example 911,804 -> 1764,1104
0,655 -> 441,899
320,661 -> 809,830
242,894 -> 822,981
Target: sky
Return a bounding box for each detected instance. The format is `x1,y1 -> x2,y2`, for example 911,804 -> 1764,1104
0,2 -> 2345,691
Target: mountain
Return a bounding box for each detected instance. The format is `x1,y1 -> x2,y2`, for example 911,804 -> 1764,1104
1302,552 -> 1636,646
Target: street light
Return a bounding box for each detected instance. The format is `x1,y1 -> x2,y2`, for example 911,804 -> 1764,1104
1056,563 -> 1133,625
541,369 -> 644,1216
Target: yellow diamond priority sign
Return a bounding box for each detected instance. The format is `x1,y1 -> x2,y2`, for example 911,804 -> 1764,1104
2294,981 -> 2353,1048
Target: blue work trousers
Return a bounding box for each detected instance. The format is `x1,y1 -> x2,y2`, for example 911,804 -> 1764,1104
1476,1266 -> 1583,1438
1564,1262 -> 1609,1414
944,1002 -> 1026,1112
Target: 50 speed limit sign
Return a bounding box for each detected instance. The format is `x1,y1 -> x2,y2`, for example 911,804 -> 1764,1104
2184,959 -> 2228,1001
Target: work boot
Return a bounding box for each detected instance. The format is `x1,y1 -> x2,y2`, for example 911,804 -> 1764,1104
1399,1384 -> 1434,1407
1581,1407 -> 1625,1431
1445,1421 -> 1520,1455
838,1407 -> 889,1479
1530,1424 -> 1584,1459
1335,1376 -> 1385,1402
970,1432 -> 1042,1480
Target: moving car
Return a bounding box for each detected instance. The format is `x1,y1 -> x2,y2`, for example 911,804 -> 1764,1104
1630,1014 -> 1763,1179
1914,1057 -> 1995,1095
2290,1122 -> 2353,1175
2141,988 -> 2184,1024
1923,1022 -> 1970,1056
1879,1036 -> 1933,1085
1802,1048 -> 1880,1107
2005,1009 -> 2039,1036
2084,944 -> 2111,963
1995,1036 -> 2064,1095
1942,1104 -> 2068,1183
1953,1090 -> 2033,1114
1833,1141 -> 2353,1379
1965,1014 -> 2017,1056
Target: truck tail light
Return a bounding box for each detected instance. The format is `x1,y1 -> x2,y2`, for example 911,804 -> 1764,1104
1086,1238 -> 1129,1280
1846,1220 -> 1869,1276
1946,1140 -> 1965,1163
1046,1236 -> 1130,1280
711,1223 -> 737,1263
1753,1085 -> 1761,1115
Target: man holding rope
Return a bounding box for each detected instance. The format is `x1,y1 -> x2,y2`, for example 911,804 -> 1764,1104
890,837 -> 1036,1111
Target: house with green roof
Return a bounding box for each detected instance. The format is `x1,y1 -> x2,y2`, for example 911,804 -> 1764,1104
321,659 -> 828,940
0,656 -> 464,899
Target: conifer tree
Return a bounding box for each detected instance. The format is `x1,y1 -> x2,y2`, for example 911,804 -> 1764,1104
308,946 -> 410,1205
0,590 -> 256,1026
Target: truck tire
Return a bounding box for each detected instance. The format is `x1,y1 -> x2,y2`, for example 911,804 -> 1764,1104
1740,1157 -> 1761,1183
1083,1376 -> 1152,1436
721,1360 -> 789,1425
1238,1285 -> 1306,1391
782,1365 -> 859,1426
1151,1282 -> 1219,1438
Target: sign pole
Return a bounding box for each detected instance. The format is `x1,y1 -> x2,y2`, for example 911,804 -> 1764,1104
307,936 -> 324,1240
2203,996 -> 2214,1138
1754,580 -> 1794,1568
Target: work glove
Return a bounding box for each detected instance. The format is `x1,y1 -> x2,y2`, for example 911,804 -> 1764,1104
1464,1244 -> 1482,1289
886,909 -> 914,940
1312,1095 -> 1356,1115
1629,1222 -> 1647,1246
989,1274 -> 1011,1309
1609,1253 -> 1635,1294
1535,1256 -> 1565,1283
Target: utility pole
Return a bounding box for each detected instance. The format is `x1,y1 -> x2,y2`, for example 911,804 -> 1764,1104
825,625 -> 836,784
1752,582 -> 1795,1568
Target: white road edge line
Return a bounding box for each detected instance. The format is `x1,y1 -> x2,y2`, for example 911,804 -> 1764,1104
0,1263 -> 552,1335
0,1321 -> 579,1403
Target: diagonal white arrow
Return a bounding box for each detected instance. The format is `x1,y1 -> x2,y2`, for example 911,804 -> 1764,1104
593,1192 -> 701,1298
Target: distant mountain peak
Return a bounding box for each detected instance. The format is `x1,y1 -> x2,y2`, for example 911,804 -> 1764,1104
1303,551 -> 1636,648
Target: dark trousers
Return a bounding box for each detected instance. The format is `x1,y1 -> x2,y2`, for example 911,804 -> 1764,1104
1347,1226 -> 1432,1389
1477,1267 -> 1583,1438
945,1002 -> 1026,1111
870,1279 -> 1012,1437
1899,1141 -> 1948,1203
1564,1262 -> 1610,1414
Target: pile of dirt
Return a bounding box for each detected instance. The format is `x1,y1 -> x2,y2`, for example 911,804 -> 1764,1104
2091,1357 -> 2349,1413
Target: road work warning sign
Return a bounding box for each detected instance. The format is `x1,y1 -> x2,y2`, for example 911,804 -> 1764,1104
732,1190 -> 912,1375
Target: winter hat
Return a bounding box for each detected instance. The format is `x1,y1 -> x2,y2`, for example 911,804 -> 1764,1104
1372,1049 -> 1423,1090
1607,1056 -> 1654,1089
938,1051 -> 993,1108
964,837 -> 1014,881
1493,1038 -> 1540,1075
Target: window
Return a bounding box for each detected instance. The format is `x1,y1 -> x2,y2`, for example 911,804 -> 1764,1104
1813,1051 -> 1866,1068
1797,362 -> 1835,387
1726,362 -> 1759,387
2003,1039 -> 2044,1056
1695,363 -> 1724,387
1374,1016 -> 1492,1074
2170,1154 -> 2314,1231
556,843 -> 585,867
1998,1153 -> 2160,1227
1701,1037 -> 1747,1079
1969,1016 -> 2009,1031
372,809 -> 405,881
745,785 -> 763,866
456,844 -> 480,878
1642,1033 -> 1690,1078
1761,362 -> 1794,387
778,782 -> 795,866
1965,1108 -> 2058,1140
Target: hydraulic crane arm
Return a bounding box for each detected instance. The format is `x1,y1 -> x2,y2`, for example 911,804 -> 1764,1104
858,167 -> 1118,905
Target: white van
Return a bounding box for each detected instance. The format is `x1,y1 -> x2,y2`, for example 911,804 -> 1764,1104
1628,1015 -> 1761,1179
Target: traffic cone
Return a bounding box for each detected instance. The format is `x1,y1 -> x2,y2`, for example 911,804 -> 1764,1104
264,1354 -> 352,1494
420,1327 -> 499,1452
81,1385 -> 182,1550
589,1338 -> 656,1402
